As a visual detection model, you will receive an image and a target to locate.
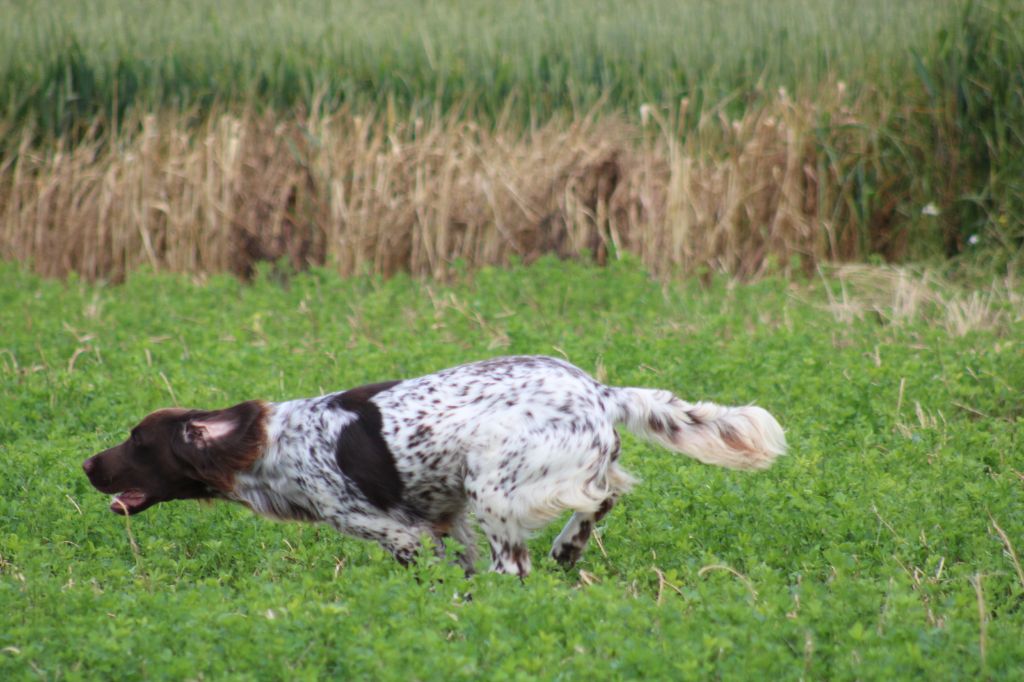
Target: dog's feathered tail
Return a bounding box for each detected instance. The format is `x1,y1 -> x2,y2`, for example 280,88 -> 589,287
613,387 -> 786,470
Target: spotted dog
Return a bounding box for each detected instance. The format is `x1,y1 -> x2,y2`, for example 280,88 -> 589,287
83,356 -> 786,576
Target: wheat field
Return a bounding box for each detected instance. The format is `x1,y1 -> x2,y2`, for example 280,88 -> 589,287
0,0 -> 1020,279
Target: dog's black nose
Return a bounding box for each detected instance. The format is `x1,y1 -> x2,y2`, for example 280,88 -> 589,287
82,458 -> 96,475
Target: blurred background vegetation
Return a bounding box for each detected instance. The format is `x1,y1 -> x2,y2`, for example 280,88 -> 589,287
1,0 -> 1020,277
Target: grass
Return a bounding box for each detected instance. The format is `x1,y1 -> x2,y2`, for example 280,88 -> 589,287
1,258 -> 1022,679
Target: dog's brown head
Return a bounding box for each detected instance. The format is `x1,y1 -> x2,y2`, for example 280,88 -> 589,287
82,401 -> 267,515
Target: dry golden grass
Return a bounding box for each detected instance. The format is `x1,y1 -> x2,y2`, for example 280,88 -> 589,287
819,264 -> 1022,336
1,87 -> 909,282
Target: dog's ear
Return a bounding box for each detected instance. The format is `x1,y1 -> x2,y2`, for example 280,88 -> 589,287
173,401 -> 268,492
185,414 -> 238,444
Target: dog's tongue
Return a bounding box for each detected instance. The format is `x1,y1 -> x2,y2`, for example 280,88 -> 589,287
110,490 -> 148,515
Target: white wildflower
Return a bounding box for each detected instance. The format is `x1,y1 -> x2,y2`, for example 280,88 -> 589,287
639,104 -> 652,126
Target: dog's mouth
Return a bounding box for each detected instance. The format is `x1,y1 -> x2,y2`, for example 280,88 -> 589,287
110,490 -> 155,515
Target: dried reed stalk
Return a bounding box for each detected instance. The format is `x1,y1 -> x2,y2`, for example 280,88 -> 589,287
0,89 -> 888,282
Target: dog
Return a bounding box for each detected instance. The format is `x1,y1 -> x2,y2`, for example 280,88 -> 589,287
83,355 -> 785,576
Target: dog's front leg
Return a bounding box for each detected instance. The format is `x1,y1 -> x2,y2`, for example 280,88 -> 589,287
326,512 -> 427,566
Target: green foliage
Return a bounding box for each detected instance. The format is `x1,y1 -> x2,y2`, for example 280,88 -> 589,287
1,259 -> 1022,679
913,0 -> 1024,256
0,0 -> 953,134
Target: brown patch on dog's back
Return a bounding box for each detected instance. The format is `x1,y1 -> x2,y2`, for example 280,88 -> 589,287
330,382 -> 404,510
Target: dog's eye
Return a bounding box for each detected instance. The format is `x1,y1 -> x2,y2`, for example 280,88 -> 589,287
130,430 -> 142,446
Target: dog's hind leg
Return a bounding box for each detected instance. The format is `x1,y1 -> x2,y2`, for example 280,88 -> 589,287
549,494 -> 617,568
476,513 -> 532,578
445,512 -> 480,575
550,459 -> 633,568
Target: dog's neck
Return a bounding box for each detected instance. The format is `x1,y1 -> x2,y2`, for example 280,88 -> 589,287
224,397 -> 356,523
